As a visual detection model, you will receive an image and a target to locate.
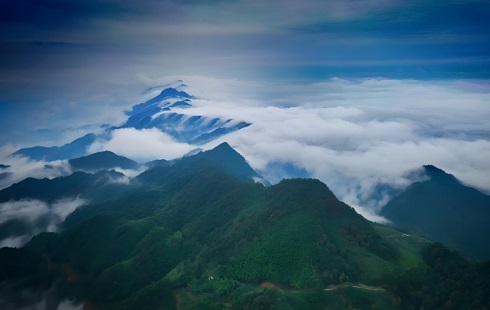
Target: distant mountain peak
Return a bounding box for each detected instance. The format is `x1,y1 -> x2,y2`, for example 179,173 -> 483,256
200,143 -> 249,164
159,87 -> 193,99
381,164 -> 490,260
12,133 -> 97,161
423,164 -> 446,174
192,143 -> 259,181
423,164 -> 459,185
126,86 -> 195,117
13,81 -> 251,161
122,86 -> 251,145
212,142 -> 234,151
144,87 -> 195,106
141,80 -> 187,95
137,142 -> 261,185
68,151 -> 139,172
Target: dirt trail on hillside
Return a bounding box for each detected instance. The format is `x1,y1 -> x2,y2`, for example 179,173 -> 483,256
324,282 -> 385,292
176,292 -> 181,310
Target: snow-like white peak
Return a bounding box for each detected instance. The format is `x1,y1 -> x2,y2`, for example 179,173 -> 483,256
13,80 -> 252,162
141,80 -> 187,96
119,83 -> 252,145
127,87 -> 195,117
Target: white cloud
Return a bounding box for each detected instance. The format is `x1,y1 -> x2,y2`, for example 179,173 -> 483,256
0,155 -> 72,190
0,197 -> 86,248
0,236 -> 26,249
159,76 -> 490,221
3,76 -> 489,223
89,128 -> 195,161
51,197 -> 87,221
0,200 -> 50,226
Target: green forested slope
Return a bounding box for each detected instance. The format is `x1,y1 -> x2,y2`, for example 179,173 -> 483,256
381,165 -> 490,260
0,152 -> 489,309
69,151 -> 140,171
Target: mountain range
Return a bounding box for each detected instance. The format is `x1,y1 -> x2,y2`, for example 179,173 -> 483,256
381,165 -> 490,260
12,133 -> 98,162
68,151 -> 140,172
12,82 -> 251,161
0,143 -> 489,309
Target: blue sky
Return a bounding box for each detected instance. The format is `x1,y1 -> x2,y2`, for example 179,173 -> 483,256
1,0 -> 490,220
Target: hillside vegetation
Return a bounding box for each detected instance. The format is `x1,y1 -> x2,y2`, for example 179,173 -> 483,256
0,145 -> 489,309
381,165 -> 490,260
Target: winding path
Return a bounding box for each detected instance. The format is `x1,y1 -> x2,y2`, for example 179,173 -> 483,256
324,282 -> 385,292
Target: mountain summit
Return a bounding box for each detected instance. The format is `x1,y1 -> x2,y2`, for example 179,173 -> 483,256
12,83 -> 251,161
125,86 -> 194,119
118,86 -> 250,144
422,164 -> 459,185
12,134 -> 97,162
381,165 -> 490,260
178,142 -> 260,182
68,151 -> 140,172
136,142 -> 260,185
1,147 -> 490,309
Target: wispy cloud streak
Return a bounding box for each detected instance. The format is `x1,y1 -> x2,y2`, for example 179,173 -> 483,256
0,197 -> 86,248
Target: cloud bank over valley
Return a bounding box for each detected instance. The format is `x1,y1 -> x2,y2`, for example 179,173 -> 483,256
0,197 -> 86,248
177,77 -> 490,218
8,76 -> 483,221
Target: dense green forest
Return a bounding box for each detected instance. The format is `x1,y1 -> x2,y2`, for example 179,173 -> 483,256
0,144 -> 489,309
68,151 -> 140,171
381,165 -> 490,260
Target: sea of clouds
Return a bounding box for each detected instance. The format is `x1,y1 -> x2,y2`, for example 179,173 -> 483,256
85,76 -> 490,220
2,76 -> 489,222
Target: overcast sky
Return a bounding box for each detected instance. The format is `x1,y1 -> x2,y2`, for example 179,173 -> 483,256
1,0 -> 489,144
1,0 -> 490,220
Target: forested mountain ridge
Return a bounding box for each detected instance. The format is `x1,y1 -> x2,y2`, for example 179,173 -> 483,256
68,151 -> 140,172
11,83 -> 251,162
381,165 -> 490,260
0,146 -> 489,309
0,170 -> 128,204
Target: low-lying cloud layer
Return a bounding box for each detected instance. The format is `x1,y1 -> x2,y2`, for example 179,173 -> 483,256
88,128 -> 195,162
0,197 -> 86,248
0,151 -> 72,190
2,0 -> 489,147
2,77 -> 489,222
93,77 -> 490,221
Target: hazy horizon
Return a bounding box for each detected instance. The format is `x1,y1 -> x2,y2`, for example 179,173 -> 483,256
1,0 -> 489,220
